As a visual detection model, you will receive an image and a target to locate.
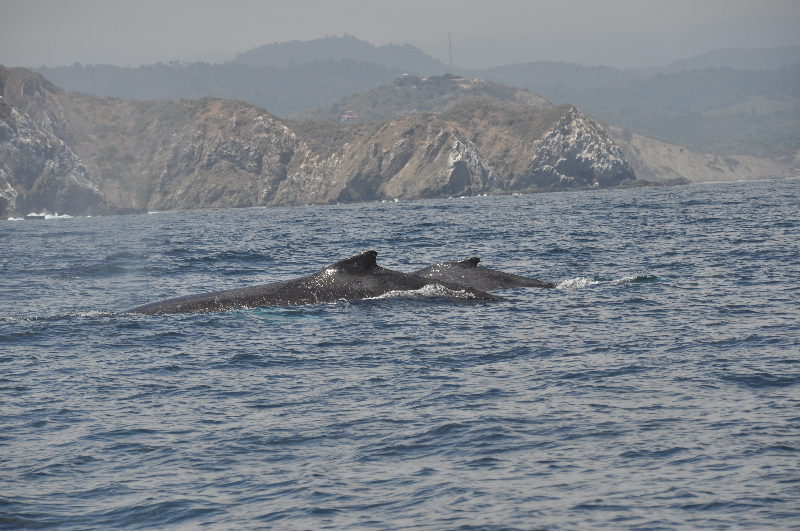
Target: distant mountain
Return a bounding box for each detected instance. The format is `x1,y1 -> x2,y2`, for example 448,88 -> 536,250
628,45 -> 800,77
230,35 -> 447,76
466,62 -> 800,163
466,62 -> 633,90
545,64 -> 800,163
34,59 -> 405,117
29,38 -> 800,164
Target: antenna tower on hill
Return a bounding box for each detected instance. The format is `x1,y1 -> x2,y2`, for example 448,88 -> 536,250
448,32 -> 453,75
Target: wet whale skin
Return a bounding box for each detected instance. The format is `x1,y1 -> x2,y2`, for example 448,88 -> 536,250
123,250 -> 505,315
412,257 -> 555,291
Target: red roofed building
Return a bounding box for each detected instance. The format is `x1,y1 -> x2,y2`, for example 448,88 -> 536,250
341,111 -> 358,122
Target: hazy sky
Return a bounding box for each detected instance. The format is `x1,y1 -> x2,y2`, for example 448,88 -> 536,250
2,0 -> 799,69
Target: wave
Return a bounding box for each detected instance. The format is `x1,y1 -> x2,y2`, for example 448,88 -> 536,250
244,307 -> 325,321
6,213 -> 82,221
0,311 -> 115,323
556,274 -> 658,289
371,283 -> 486,301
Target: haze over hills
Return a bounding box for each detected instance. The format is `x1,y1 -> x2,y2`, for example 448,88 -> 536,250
33,59 -> 406,118
627,45 -> 800,77
30,35 -> 800,167
1,65 -> 645,218
5,34 -> 796,218
499,64 -> 800,163
287,74 -> 550,123
229,34 -> 447,75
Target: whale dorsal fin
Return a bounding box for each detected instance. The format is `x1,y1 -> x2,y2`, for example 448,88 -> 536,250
456,257 -> 480,268
330,250 -> 378,273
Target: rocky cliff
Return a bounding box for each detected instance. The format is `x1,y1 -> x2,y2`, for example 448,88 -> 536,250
1,66 -> 641,218
439,101 -> 635,191
0,68 -> 105,216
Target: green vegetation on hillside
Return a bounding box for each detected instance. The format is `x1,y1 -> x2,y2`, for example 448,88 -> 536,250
439,100 -> 572,143
315,74 -> 460,121
230,34 -> 446,75
35,59 -> 405,117
31,39 -> 800,163
289,74 -> 544,123
284,118 -> 395,157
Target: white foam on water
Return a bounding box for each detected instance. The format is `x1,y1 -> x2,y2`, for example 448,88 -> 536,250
75,310 -> 111,318
557,276 -> 603,289
617,274 -> 645,283
371,283 -> 479,301
7,217 -> 23,221
556,274 -> 657,289
44,213 -> 72,219
0,310 -> 114,323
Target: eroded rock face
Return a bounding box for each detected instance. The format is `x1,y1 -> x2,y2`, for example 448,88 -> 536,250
1,67 -> 106,217
445,136 -> 502,195
314,116 -> 502,204
0,65 -> 639,217
0,103 -> 105,217
512,107 -> 635,190
145,102 -> 307,211
438,101 -> 636,193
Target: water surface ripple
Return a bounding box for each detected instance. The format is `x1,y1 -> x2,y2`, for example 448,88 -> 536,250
1,180 -> 799,529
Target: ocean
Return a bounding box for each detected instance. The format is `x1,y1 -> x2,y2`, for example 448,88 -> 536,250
2,179 -> 799,529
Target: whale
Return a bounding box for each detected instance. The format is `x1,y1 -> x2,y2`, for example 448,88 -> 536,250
123,250 -> 505,315
412,257 -> 555,291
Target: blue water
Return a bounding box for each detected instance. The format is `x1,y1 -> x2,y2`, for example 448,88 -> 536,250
2,179 -> 799,530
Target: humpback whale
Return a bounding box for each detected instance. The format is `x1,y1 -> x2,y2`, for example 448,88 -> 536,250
412,257 -> 555,291
124,250 -> 504,315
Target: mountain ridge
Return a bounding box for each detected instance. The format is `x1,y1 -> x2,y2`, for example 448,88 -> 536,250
287,74 -> 550,123
0,66 -> 640,218
31,37 -> 799,165
627,45 -> 800,77
229,34 -> 447,75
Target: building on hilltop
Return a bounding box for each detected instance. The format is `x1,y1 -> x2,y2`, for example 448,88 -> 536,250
340,111 -> 358,122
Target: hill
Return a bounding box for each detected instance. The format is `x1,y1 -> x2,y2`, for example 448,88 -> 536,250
34,59 -> 405,117
604,125 -> 796,183
287,74 -> 550,122
230,35 -> 447,75
31,38 -> 800,164
0,66 -> 639,218
471,63 -> 800,163
627,45 -> 800,77
435,100 -> 634,191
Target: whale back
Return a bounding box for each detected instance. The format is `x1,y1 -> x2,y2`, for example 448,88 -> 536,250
454,257 -> 481,268
123,250 -> 503,315
412,257 -> 554,291
327,250 -> 378,274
